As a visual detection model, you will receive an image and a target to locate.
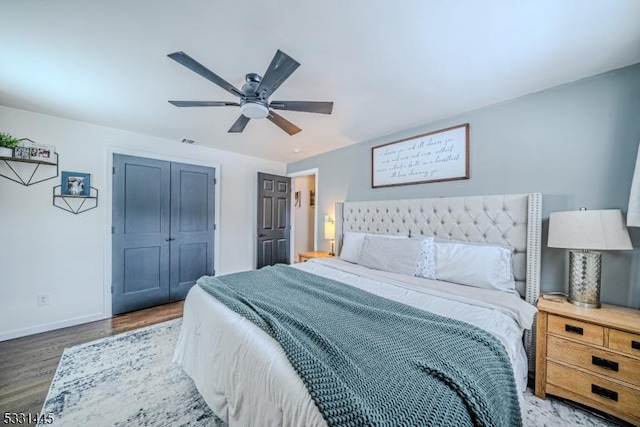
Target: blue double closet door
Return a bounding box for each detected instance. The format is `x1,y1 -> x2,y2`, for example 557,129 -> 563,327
112,154 -> 216,315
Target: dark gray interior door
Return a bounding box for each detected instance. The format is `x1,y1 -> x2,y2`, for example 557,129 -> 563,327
112,155 -> 171,315
113,154 -> 216,315
257,172 -> 291,268
169,162 -> 215,301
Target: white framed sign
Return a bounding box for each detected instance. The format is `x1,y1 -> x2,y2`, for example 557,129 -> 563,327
372,123 -> 469,188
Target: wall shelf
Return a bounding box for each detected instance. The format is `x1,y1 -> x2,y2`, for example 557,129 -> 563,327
53,185 -> 99,214
0,153 -> 59,186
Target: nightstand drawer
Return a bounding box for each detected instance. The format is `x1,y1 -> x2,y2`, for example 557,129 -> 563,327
547,314 -> 604,346
609,329 -> 640,358
547,361 -> 640,417
547,335 -> 640,387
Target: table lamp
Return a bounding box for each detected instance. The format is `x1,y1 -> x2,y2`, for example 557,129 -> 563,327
324,216 -> 335,256
548,208 -> 632,308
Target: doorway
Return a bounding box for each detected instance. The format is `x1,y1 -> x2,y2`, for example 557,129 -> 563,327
288,168 -> 318,263
111,154 -> 216,315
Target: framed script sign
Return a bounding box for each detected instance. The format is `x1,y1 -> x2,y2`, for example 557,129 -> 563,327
372,123 -> 469,188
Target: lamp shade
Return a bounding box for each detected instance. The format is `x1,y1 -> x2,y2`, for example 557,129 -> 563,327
324,219 -> 335,240
548,209 -> 632,250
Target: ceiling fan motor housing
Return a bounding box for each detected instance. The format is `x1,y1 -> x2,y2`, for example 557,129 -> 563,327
241,74 -> 263,99
240,73 -> 269,119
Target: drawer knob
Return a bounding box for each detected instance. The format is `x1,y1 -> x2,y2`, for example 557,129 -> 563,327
591,384 -> 618,402
591,356 -> 619,372
565,324 -> 584,335
632,340 -> 640,350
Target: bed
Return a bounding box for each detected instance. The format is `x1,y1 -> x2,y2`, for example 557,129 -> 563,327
174,193 -> 542,426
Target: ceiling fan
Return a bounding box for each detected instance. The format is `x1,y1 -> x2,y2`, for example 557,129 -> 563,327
167,50 -> 333,135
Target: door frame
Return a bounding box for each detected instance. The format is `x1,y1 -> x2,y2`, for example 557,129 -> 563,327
103,146 -> 221,318
287,168 -> 319,264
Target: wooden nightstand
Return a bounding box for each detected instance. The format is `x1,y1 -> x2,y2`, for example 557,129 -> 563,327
298,251 -> 332,263
535,296 -> 640,425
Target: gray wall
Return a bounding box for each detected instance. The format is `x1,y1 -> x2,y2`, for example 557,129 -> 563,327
288,63 -> 640,308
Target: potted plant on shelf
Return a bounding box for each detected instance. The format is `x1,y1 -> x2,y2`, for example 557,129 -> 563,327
0,132 -> 21,157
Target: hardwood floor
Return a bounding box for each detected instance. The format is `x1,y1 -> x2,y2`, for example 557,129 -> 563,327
0,301 -> 184,420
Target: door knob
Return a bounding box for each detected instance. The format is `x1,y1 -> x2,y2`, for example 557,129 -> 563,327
258,233 -> 266,237
165,237 -> 175,241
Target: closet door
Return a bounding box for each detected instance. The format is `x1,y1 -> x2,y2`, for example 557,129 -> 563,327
169,162 -> 216,301
112,155 -> 171,315
112,155 -> 216,314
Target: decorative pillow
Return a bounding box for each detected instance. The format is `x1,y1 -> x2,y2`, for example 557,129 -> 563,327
339,232 -> 407,263
357,235 -> 422,276
415,237 -> 436,279
433,239 -> 516,292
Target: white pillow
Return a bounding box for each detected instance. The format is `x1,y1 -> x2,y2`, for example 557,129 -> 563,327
433,239 -> 516,292
339,232 -> 407,263
357,235 -> 422,276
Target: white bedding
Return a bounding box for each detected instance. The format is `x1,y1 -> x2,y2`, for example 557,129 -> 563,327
173,259 -> 536,426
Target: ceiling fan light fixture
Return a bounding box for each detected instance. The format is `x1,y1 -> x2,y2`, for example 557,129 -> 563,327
240,102 -> 269,119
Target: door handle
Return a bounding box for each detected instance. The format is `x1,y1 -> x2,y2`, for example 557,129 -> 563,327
165,237 -> 175,241
258,233 -> 266,237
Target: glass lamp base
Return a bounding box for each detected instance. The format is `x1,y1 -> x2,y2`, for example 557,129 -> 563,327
568,250 -> 601,309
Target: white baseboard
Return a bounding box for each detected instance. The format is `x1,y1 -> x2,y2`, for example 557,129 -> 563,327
0,312 -> 108,342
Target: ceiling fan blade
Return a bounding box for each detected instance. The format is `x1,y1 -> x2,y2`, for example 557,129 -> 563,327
169,101 -> 240,107
269,101 -> 333,114
228,115 -> 251,133
167,51 -> 243,98
255,50 -> 300,99
267,110 -> 302,135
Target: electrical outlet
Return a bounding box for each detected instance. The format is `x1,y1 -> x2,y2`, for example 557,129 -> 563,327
37,293 -> 51,306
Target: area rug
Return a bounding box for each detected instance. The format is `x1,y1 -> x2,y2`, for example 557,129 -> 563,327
40,319 -> 620,426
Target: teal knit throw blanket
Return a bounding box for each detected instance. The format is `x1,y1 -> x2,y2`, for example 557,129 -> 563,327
198,265 -> 521,427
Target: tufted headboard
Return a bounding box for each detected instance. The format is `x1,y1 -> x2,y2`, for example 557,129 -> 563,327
335,193 -> 542,369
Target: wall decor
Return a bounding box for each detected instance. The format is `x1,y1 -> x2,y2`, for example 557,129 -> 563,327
0,138 -> 59,186
28,142 -> 57,163
13,146 -> 30,159
61,171 -> 91,197
53,185 -> 98,214
371,123 -> 469,188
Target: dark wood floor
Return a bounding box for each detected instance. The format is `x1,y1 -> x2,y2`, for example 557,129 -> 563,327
0,301 -> 183,420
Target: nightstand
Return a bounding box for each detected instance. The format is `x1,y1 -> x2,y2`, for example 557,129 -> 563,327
298,251 -> 332,263
535,296 -> 640,425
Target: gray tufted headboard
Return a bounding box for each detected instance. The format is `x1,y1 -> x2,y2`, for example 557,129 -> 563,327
335,193 -> 542,369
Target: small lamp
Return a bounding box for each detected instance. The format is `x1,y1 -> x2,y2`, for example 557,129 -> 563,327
548,208 -> 632,308
324,216 -> 335,256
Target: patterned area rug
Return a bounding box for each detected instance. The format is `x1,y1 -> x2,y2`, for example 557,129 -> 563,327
40,319 -> 621,426
40,319 -> 222,426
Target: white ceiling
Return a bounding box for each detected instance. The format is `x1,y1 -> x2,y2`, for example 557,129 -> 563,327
1,1 -> 639,163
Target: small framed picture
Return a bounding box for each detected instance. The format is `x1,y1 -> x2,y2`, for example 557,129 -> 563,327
61,171 -> 91,197
13,146 -> 31,159
29,144 -> 56,163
